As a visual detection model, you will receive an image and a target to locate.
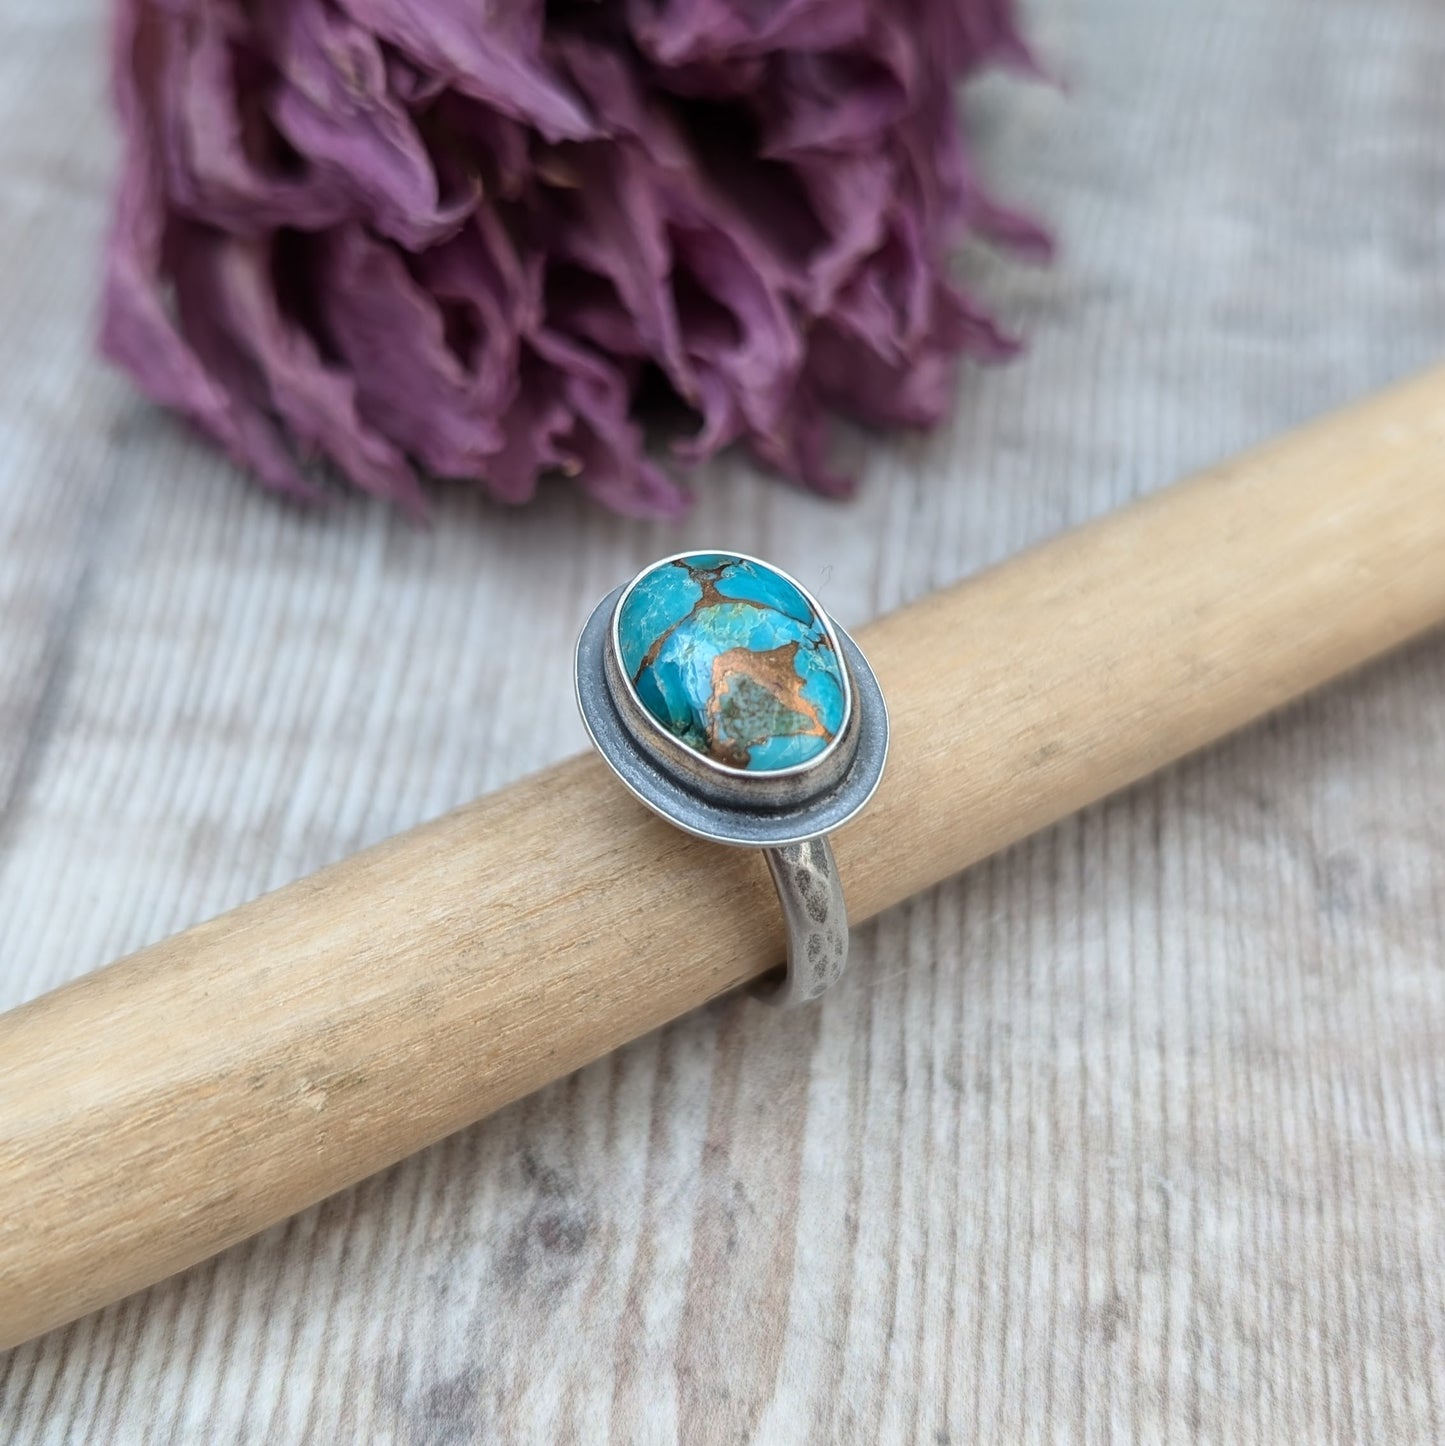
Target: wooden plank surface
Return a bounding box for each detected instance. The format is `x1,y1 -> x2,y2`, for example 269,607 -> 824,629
1,0 -> 1443,1440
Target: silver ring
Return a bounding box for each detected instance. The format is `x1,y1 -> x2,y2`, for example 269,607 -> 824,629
574,551 -> 888,1006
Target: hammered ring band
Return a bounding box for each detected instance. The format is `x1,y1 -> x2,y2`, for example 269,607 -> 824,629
574,551 -> 888,1006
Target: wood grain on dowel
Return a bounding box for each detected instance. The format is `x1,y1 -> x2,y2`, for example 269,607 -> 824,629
2,367 -> 1445,1350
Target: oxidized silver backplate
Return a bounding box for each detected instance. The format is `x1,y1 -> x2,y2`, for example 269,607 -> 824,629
574,585 -> 889,849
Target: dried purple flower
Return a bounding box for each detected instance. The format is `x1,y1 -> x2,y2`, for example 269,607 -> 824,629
102,0 -> 1047,518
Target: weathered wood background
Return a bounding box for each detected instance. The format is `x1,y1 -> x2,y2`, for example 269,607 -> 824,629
2,0 -> 1443,1440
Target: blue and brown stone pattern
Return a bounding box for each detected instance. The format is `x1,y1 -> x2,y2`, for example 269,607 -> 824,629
615,554 -> 849,771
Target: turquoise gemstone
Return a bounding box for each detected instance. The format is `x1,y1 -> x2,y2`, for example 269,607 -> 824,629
615,553 -> 848,771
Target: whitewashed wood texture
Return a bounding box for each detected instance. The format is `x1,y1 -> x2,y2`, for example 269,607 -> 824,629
1,0 -> 1443,1440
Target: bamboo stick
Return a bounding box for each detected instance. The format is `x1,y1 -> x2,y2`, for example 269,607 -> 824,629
2,367 -> 1444,1349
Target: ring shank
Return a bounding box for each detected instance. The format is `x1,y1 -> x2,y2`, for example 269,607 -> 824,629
754,837 -> 849,1007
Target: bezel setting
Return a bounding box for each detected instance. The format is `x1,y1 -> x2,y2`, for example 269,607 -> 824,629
575,552 -> 889,848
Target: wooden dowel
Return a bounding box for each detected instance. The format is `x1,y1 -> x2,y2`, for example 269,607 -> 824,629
3,368 -> 1445,1349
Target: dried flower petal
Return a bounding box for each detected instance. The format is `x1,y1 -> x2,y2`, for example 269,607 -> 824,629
102,0 -> 1043,516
